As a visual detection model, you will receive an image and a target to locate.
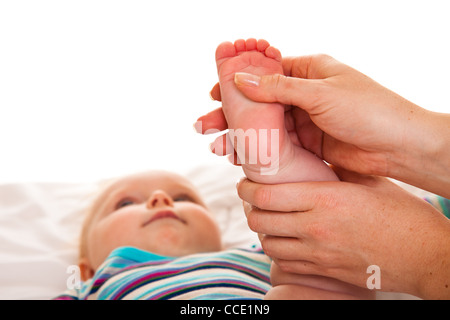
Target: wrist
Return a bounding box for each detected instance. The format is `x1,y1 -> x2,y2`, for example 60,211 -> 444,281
387,108 -> 450,197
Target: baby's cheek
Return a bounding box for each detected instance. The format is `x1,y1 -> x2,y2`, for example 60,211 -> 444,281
99,213 -> 136,237
193,216 -> 222,251
89,215 -> 139,263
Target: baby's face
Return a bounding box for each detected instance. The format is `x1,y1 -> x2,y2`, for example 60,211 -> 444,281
84,170 -> 222,270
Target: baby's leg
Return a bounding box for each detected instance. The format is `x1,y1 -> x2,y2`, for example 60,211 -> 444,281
215,39 -> 338,184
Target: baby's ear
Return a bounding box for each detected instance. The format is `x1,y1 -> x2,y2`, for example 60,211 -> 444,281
79,258 -> 95,281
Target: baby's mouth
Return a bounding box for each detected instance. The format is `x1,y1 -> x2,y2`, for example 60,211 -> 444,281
142,210 -> 186,227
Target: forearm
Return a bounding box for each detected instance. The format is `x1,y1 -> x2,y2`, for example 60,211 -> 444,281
388,108 -> 450,198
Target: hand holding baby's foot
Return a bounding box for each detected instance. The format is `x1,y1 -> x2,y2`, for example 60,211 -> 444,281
214,39 -> 338,183
214,39 -> 346,300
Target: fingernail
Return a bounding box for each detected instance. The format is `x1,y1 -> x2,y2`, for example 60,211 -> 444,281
208,141 -> 216,153
234,72 -> 260,87
193,120 -> 203,134
236,177 -> 245,188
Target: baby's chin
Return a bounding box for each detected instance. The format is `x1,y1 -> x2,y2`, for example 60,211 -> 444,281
142,239 -> 223,258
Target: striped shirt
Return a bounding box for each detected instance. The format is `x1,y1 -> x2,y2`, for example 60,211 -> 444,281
425,195 -> 450,219
56,246 -> 271,300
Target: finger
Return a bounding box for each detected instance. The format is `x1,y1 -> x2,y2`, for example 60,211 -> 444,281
209,82 -> 221,101
245,205 -> 307,238
237,178 -> 337,212
259,235 -> 309,260
234,72 -> 325,113
270,260 -> 365,296
195,107 -> 228,134
331,166 -> 373,184
281,56 -> 312,78
257,232 -> 264,244
208,134 -> 242,166
331,165 -> 389,188
209,133 -> 233,156
227,152 -> 242,166
242,200 -> 252,218
272,258 -> 317,275
270,260 -> 329,286
282,54 -> 343,79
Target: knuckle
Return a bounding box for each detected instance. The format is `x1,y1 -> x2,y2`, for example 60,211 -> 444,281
262,74 -> 288,103
275,260 -> 293,273
272,74 -> 289,101
272,73 -> 285,88
313,189 -> 340,210
253,186 -> 272,209
305,221 -> 331,240
311,250 -> 333,267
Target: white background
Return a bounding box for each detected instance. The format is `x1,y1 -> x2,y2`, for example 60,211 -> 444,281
1,0 -> 449,183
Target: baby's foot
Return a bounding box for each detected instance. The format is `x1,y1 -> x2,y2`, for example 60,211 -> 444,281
215,39 -> 338,183
215,39 -> 287,181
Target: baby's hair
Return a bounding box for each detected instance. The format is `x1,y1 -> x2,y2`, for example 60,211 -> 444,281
78,177 -> 117,261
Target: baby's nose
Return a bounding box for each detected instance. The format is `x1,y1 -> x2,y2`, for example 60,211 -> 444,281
146,190 -> 174,209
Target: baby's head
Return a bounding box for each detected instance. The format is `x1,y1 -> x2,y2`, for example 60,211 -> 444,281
79,170 -> 223,280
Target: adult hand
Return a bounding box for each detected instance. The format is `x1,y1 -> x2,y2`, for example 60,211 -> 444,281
197,54 -> 450,197
237,167 -> 450,299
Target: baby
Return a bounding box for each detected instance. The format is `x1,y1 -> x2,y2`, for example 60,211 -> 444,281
213,38 -> 373,299
56,170 -> 271,300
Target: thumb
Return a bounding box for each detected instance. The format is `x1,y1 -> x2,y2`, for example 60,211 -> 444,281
234,72 -> 324,111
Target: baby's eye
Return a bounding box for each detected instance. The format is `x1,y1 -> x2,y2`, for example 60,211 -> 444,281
173,194 -> 195,202
115,199 -> 136,209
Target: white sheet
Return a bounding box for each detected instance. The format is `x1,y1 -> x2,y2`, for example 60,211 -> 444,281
0,164 -> 422,299
0,164 -> 259,299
